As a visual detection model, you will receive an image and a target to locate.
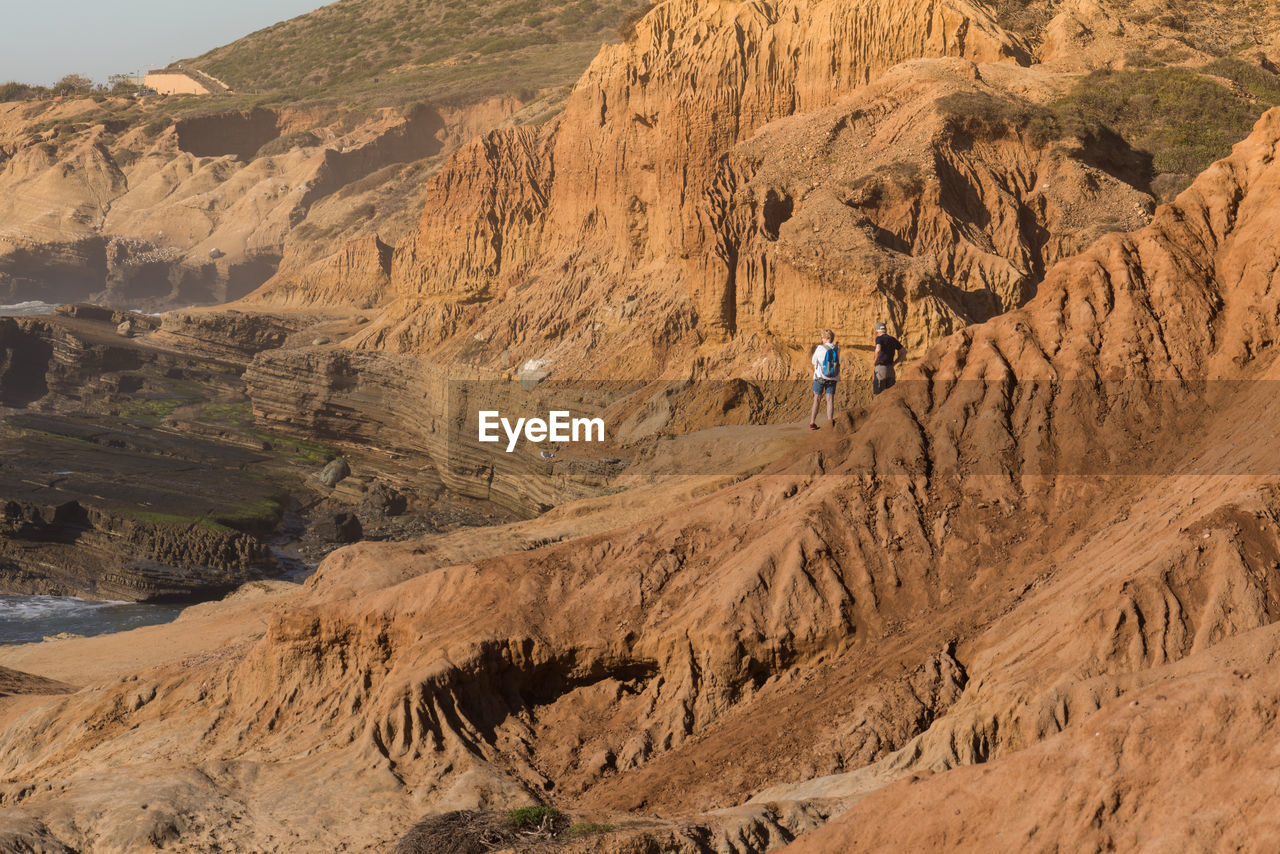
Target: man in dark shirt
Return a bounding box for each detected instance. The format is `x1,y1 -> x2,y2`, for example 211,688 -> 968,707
873,321 -> 905,395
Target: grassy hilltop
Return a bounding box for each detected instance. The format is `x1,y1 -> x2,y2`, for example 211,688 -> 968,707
186,0 -> 652,108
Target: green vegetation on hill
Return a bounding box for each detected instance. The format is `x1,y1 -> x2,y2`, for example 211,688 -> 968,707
5,0 -> 650,149
1055,61 -> 1280,197
187,0 -> 644,108
1111,0 -> 1280,58
0,73 -> 134,103
993,0 -> 1280,57
938,56 -> 1280,202
506,805 -> 564,829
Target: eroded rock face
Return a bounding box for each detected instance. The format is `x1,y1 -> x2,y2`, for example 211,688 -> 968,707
233,18 -> 1152,514
0,94 -> 531,311
242,346 -> 618,514
0,238 -> 109,306
149,307 -> 304,360
0,318 -> 53,405
780,631 -> 1280,853
689,58 -> 1153,349
246,234 -> 394,309
8,99 -> 1280,850
7,4 -> 1280,852
342,0 -> 1029,363
0,496 -> 277,602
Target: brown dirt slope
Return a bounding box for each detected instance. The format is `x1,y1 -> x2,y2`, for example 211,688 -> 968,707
0,667 -> 71,698
781,627 -> 1280,852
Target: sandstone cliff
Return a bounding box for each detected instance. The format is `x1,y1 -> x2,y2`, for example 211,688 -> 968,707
326,0 -> 1030,359
235,0 -> 1152,513
7,73 -> 1280,854
242,0 -> 1280,397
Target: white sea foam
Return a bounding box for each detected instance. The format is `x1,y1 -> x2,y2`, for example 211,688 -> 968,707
0,300 -> 57,317
0,595 -> 184,645
0,595 -> 115,619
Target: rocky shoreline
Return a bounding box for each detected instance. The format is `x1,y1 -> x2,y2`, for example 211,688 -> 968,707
0,304 -> 519,604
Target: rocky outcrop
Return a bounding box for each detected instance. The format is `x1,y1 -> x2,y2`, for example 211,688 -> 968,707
689,58 -> 1152,349
4,307 -> 168,399
100,237 -> 219,306
0,497 -> 277,602
384,124 -> 553,314
0,317 -> 53,405
242,346 -> 626,514
235,24 -> 1150,513
0,237 -> 108,306
148,307 -> 305,360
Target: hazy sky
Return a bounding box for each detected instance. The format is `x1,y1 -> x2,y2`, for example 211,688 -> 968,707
1,0 -> 330,85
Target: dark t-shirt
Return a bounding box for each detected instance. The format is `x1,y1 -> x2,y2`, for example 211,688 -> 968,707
874,334 -> 903,366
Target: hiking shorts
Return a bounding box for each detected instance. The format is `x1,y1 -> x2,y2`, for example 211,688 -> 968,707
873,364 -> 896,395
813,378 -> 837,395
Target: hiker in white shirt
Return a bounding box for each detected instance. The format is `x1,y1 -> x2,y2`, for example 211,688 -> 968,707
809,329 -> 840,430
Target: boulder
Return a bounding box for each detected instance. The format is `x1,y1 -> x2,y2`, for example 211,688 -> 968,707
360,482 -> 408,517
318,457 -> 350,488
314,511 -> 362,543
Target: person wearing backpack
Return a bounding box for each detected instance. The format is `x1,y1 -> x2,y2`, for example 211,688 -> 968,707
809,329 -> 840,430
872,321 -> 906,395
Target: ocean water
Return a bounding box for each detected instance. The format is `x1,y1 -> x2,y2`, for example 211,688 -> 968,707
0,595 -> 186,645
1,298 -> 182,644
0,301 -> 57,317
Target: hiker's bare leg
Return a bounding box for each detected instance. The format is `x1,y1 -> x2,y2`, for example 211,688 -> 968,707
810,393 -> 821,424
826,392 -> 834,423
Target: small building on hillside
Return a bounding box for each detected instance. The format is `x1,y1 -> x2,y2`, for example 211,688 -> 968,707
143,67 -> 230,96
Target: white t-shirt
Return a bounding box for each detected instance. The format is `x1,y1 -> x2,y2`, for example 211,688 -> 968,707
812,343 -> 839,380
